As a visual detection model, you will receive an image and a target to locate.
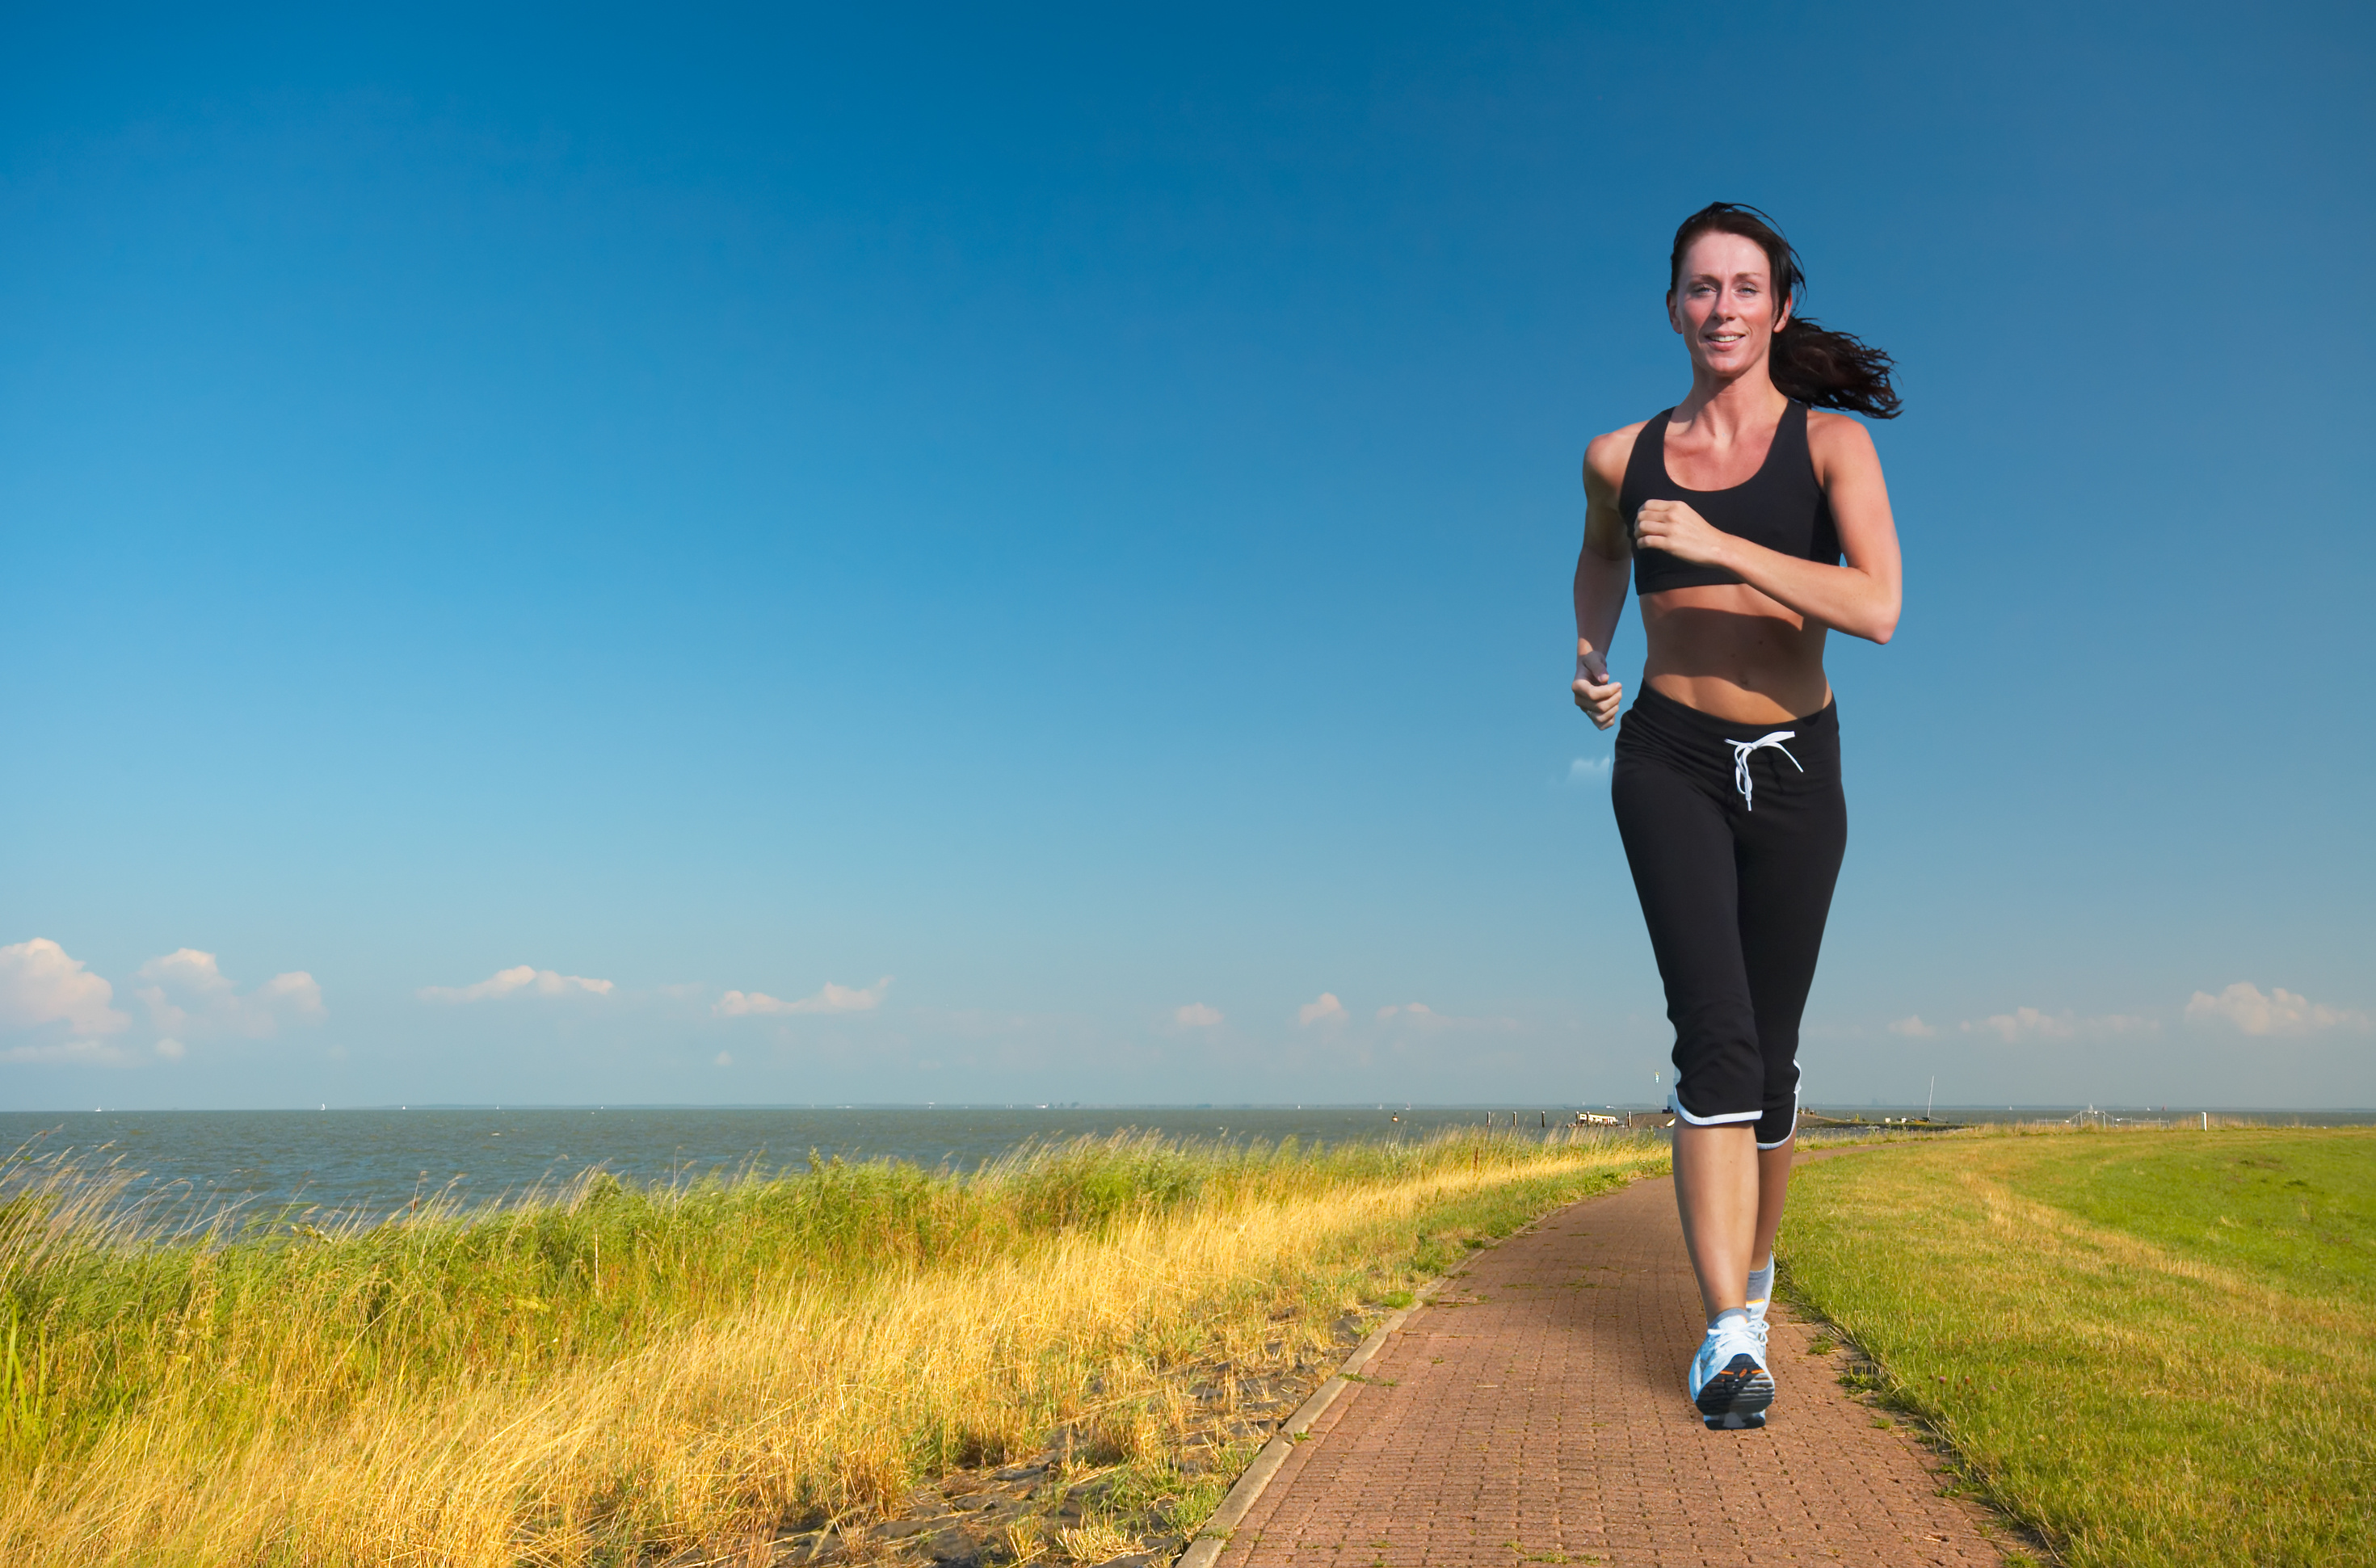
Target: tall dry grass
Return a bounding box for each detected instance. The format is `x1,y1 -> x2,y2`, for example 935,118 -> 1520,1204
0,1129 -> 1663,1566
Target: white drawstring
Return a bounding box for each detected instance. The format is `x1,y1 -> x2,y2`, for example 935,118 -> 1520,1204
1726,731 -> 1802,811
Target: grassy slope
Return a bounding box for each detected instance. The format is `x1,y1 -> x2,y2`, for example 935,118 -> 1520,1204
0,1130 -> 1665,1567
1778,1127 -> 2376,1568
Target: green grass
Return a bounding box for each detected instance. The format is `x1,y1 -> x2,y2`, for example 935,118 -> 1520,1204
1778,1126 -> 2376,1567
2005,1133 -> 2376,1301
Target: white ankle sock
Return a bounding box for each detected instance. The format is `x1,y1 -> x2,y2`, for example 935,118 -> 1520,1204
1707,1306 -> 1749,1335
1745,1256 -> 1774,1317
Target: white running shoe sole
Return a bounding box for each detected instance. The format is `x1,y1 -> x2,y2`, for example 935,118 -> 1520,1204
1689,1343 -> 1775,1431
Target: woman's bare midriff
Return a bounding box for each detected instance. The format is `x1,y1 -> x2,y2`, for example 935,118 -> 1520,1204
1639,582 -> 1833,723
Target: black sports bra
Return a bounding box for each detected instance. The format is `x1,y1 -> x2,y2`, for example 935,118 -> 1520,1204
1619,400 -> 1840,596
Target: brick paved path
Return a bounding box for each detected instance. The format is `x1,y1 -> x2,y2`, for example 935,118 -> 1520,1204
1215,1170 -> 2006,1567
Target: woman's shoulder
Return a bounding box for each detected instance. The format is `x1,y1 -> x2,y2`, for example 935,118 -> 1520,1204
1583,417 -> 1656,493
1803,407 -> 1881,481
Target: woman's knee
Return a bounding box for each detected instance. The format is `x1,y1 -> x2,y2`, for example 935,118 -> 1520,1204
1670,1014 -> 1764,1127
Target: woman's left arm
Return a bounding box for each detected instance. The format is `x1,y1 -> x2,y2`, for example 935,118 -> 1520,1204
1633,413 -> 1903,644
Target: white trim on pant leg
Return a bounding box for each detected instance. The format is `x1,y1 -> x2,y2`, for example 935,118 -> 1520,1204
1756,1085 -> 1801,1150
1666,1090 -> 1760,1128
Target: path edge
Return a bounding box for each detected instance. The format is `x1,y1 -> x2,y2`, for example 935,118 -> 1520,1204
1175,1159 -> 1667,1568
1174,1177 -> 1598,1568
1172,1276 -> 1441,1568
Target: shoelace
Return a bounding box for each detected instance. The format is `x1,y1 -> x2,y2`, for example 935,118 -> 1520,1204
1726,730 -> 1802,812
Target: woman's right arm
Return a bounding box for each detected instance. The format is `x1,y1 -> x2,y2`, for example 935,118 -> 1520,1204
1572,427 -> 1638,729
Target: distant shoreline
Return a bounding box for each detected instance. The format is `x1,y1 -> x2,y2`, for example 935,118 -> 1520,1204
10,1103 -> 2374,1220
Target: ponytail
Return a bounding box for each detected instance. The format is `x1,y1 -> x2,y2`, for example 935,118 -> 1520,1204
1669,203 -> 1902,420
1770,317 -> 1901,419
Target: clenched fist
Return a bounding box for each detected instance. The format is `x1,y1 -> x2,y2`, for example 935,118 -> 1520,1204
1633,498 -> 1731,567
1573,650 -> 1622,729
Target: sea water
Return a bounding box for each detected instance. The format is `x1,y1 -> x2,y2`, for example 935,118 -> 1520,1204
0,1105 -> 1554,1221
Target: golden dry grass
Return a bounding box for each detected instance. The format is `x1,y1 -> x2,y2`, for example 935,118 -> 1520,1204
0,1129 -> 1663,1566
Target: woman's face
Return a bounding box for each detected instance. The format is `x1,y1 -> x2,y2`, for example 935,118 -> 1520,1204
1667,231 -> 1790,380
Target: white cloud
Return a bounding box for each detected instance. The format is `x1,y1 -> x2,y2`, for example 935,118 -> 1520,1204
0,938 -> 129,1036
1175,1003 -> 1224,1028
1888,1015 -> 1937,1038
135,949 -> 326,1038
155,1038 -> 187,1060
1297,992 -> 1348,1027
1962,1007 -> 2158,1044
1370,1000 -> 1519,1036
2185,982 -> 2369,1037
715,977 -> 892,1017
1566,757 -> 1613,785
0,1036 -> 132,1066
713,1050 -> 734,1067
420,965 -> 616,1003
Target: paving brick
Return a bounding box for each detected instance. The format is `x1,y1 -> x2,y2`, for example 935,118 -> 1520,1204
1215,1168 -> 2006,1567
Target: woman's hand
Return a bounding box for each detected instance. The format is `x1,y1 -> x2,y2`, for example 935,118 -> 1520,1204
1573,650 -> 1622,729
1633,498 -> 1733,568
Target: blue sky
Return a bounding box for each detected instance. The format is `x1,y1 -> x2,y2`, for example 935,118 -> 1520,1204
3,2 -> 2370,1110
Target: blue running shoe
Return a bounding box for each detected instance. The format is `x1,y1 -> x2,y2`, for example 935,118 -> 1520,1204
1688,1317 -> 1774,1431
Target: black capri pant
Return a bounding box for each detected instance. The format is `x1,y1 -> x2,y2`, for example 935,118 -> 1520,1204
1612,687 -> 1847,1149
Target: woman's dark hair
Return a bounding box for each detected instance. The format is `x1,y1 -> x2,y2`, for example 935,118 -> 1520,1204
1667,202 -> 1901,419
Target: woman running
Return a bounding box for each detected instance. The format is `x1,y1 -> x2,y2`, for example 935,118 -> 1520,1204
1571,203 -> 1903,1430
